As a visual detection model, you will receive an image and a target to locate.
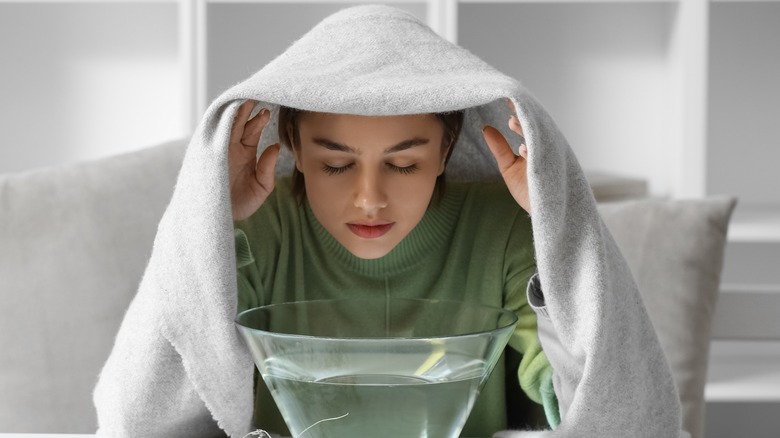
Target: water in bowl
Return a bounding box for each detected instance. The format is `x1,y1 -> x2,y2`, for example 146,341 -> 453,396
263,352 -> 484,438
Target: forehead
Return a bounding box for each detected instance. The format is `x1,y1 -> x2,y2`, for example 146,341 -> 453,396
298,112 -> 443,137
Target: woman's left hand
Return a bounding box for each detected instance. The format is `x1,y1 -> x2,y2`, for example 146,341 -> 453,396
482,100 -> 531,214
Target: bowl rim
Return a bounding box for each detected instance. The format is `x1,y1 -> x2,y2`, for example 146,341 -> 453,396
234,297 -> 519,341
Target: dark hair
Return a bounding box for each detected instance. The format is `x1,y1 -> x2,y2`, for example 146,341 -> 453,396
277,106 -> 465,202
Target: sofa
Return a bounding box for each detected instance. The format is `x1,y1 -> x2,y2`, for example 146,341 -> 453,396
0,139 -> 735,437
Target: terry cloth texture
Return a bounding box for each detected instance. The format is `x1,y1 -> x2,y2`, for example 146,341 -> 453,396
93,5 -> 687,438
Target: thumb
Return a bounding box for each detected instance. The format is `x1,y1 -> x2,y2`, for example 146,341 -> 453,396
255,143 -> 280,192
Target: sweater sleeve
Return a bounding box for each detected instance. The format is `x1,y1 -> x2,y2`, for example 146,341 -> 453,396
233,181 -> 290,314
503,214 -> 560,429
234,227 -> 261,313
525,272 -> 561,428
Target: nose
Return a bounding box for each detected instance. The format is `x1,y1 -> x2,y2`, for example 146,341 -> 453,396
353,168 -> 388,216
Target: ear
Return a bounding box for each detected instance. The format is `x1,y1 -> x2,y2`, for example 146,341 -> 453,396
437,141 -> 453,176
292,149 -> 304,174
287,125 -> 304,173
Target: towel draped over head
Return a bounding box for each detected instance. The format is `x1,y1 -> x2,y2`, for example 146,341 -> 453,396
94,5 -> 687,437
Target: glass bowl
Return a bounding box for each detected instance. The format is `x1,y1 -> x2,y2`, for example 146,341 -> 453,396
235,297 -> 518,438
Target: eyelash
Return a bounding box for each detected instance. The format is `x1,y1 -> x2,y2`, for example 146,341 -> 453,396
321,163 -> 419,175
322,164 -> 353,175
389,163 -> 418,175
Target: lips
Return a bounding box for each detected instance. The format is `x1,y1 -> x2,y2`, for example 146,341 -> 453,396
347,222 -> 394,238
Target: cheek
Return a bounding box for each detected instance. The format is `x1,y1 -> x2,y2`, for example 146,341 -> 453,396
301,168 -> 349,215
386,172 -> 438,209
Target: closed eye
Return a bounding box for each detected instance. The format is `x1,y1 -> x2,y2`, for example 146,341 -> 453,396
322,163 -> 354,175
322,163 -> 418,175
387,163 -> 418,175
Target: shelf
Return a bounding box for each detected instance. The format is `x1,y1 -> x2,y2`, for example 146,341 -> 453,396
711,286 -> 780,340
727,204 -> 780,242
586,171 -> 649,202
705,341 -> 780,402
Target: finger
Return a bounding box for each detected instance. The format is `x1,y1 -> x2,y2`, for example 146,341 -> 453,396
255,143 -> 281,192
482,125 -> 521,174
229,100 -> 256,145
508,115 -> 525,138
241,107 -> 270,148
506,99 -> 526,139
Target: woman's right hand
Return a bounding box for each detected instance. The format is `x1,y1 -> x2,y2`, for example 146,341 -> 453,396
229,99 -> 281,221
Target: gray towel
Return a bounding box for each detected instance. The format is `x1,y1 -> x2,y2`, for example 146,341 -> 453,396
93,5 -> 686,437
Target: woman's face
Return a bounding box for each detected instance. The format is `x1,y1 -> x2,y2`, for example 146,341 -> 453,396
292,112 -> 448,259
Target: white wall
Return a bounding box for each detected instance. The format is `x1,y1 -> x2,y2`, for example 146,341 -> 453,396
0,2 -> 185,174
707,2 -> 780,206
459,2 -> 678,197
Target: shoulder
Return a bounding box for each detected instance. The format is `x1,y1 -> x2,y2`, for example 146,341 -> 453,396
445,182 -> 535,270
451,181 -> 528,224
235,177 -> 300,243
259,177 -> 299,217
438,182 -> 532,251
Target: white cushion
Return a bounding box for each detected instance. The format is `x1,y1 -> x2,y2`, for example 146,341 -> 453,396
0,140 -> 186,432
599,197 -> 737,438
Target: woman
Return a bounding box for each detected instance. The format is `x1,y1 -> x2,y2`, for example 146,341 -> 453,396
229,102 -> 554,436
94,5 -> 685,438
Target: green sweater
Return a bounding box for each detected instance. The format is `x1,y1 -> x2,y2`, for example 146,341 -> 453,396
235,178 -> 552,437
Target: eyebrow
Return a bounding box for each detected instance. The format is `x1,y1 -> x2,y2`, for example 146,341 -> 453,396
312,137 -> 430,154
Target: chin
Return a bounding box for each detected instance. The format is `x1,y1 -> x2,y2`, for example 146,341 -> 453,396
345,241 -> 395,260
349,248 -> 392,260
